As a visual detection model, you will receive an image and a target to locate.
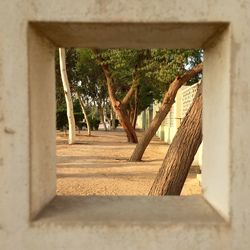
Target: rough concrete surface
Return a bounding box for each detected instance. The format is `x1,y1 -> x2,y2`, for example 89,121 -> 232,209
1,0 -> 250,249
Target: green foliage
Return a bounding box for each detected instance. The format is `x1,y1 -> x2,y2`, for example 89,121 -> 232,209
92,48 -> 202,114
56,109 -> 84,130
75,48 -> 108,107
111,119 -> 119,128
93,49 -> 148,100
140,49 -> 202,89
55,47 -> 202,121
73,99 -> 82,113
56,110 -> 68,130
88,116 -> 101,130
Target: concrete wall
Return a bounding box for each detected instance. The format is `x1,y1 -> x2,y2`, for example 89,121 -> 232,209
29,26 -> 56,218
1,1 -> 250,249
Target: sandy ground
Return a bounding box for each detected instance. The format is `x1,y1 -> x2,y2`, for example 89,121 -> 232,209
56,127 -> 201,196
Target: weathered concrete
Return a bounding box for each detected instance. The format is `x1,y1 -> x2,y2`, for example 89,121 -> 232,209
29,26 -> 56,218
34,196 -> 226,226
31,22 -> 226,49
0,0 -> 250,249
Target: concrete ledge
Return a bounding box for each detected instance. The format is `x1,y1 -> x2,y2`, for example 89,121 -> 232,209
30,22 -> 228,49
33,196 -> 227,228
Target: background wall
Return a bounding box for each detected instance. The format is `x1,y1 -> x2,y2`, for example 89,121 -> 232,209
138,83 -> 203,166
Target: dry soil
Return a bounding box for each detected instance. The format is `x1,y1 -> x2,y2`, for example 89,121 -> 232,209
56,128 -> 201,196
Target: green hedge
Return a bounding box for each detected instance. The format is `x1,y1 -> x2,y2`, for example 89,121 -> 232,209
87,117 -> 101,130
111,119 -> 119,128
56,110 -> 100,131
56,110 -> 84,130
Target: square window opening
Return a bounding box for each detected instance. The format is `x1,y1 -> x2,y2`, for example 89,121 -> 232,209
28,22 -> 230,224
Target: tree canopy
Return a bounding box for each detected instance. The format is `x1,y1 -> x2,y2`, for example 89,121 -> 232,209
55,48 -> 202,116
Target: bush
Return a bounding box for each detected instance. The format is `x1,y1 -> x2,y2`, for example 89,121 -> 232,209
111,119 -> 119,128
56,109 -> 84,130
89,116 -> 100,130
56,110 -> 68,130
75,112 -> 84,129
56,108 -> 103,131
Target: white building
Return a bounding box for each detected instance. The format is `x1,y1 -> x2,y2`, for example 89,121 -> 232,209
138,83 -> 202,166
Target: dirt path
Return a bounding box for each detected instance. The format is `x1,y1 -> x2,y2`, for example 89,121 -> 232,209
56,128 -> 201,196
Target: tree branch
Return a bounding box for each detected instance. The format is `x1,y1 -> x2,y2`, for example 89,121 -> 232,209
91,49 -> 118,104
122,78 -> 139,105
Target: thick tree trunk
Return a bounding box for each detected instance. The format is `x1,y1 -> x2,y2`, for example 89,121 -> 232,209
117,103 -> 138,143
110,94 -> 138,142
130,63 -> 203,161
149,84 -> 202,196
92,49 -> 138,143
59,48 -> 76,144
76,91 -> 91,136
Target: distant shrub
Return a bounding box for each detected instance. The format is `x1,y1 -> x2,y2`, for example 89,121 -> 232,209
56,109 -> 84,130
111,119 -> 119,128
56,110 -> 68,130
89,117 -> 100,130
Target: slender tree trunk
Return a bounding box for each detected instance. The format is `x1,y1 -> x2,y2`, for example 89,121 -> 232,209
132,111 -> 138,129
92,49 -> 138,143
102,106 -> 108,131
103,103 -> 110,129
111,108 -> 116,130
99,105 -> 107,131
130,63 -> 203,161
149,84 -> 202,195
132,87 -> 139,129
76,91 -> 91,136
59,48 -> 76,144
122,65 -> 140,106
129,106 -> 134,124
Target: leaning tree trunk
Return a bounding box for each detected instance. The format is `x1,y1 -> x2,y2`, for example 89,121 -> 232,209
59,48 -> 76,144
105,77 -> 137,142
149,84 -> 202,196
130,63 -> 203,161
92,48 -> 138,143
76,91 -> 91,136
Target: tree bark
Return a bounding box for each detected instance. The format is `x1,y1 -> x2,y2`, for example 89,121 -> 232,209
122,60 -> 140,106
149,84 -> 202,195
130,63 -> 203,161
92,48 -> 138,143
76,91 -> 91,136
118,104 -> 138,143
59,48 -> 76,144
